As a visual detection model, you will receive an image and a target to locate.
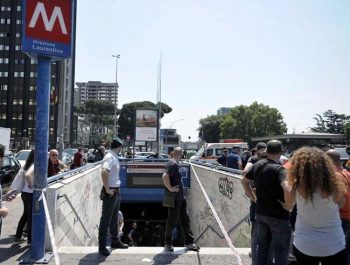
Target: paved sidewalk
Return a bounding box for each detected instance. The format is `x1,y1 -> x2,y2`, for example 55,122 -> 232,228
0,196 -> 252,265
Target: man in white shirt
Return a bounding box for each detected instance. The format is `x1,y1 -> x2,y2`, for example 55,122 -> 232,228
98,137 -> 128,256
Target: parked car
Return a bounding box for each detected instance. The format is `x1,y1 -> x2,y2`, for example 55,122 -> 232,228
146,153 -> 170,159
15,149 -> 32,167
134,152 -> 155,159
62,148 -> 78,166
0,155 -> 21,190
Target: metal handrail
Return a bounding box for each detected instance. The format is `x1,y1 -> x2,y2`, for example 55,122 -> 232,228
47,160 -> 104,184
189,159 -> 243,175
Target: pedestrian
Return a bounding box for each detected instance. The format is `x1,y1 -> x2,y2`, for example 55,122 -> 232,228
241,140 -> 293,265
128,222 -> 141,246
72,147 -> 84,169
0,144 -> 8,235
94,146 -> 106,162
241,142 -> 267,265
15,149 -> 35,244
48,149 -> 66,177
326,149 -> 350,262
217,147 -> 228,166
226,146 -> 242,170
162,147 -> 199,252
289,147 -> 347,265
98,137 -> 128,257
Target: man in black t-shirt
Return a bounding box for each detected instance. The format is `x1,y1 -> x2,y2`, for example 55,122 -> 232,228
162,147 -> 199,252
241,142 -> 267,265
217,147 -> 228,166
241,140 -> 293,265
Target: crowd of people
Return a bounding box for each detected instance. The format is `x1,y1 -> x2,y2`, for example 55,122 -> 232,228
3,137 -> 350,264
241,140 -> 350,265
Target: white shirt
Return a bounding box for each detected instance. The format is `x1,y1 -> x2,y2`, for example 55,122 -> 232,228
294,191 -> 345,256
102,150 -> 120,188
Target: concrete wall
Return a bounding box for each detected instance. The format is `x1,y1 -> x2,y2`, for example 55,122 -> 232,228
46,165 -> 103,248
187,164 -> 251,247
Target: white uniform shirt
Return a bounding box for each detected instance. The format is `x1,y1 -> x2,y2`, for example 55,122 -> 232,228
102,150 -> 120,188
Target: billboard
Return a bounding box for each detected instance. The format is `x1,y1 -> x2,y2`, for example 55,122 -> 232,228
22,0 -> 73,59
135,110 -> 157,141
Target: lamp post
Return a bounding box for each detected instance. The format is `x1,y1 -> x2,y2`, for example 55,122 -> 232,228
112,54 -> 120,136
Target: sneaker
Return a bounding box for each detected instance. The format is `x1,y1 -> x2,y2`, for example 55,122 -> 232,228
164,244 -> 174,252
99,247 -> 110,256
111,241 -> 129,249
13,237 -> 25,243
185,243 -> 200,251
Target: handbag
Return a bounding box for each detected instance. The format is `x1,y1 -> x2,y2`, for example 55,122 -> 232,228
10,169 -> 25,192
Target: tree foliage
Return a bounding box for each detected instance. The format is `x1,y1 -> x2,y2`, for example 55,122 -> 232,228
118,101 -> 172,139
311,110 -> 350,134
75,100 -> 116,132
197,115 -> 222,143
198,102 -> 287,142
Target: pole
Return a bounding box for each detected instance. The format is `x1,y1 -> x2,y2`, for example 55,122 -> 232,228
31,56 -> 51,260
112,54 -> 120,136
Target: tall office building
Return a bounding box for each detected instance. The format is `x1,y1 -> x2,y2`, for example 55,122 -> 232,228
217,107 -> 232,116
75,81 -> 118,107
0,0 -> 76,149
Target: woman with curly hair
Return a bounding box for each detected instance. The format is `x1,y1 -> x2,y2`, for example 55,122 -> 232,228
288,147 -> 347,265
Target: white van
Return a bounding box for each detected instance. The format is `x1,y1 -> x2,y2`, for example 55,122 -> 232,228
190,142 -> 249,163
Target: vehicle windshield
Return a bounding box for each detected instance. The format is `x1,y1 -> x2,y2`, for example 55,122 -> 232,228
194,146 -> 204,157
15,150 -> 30,160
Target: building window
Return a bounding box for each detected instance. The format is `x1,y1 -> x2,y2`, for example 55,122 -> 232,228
6,19 -> 11,24
0,45 -> 3,50
30,72 -> 37,78
18,114 -> 22,120
29,99 -> 34,105
17,6 -> 21,11
16,19 -> 21,25
0,33 -> 4,37
1,85 -> 8,91
13,100 -> 18,105
29,114 -> 33,120
29,86 -> 35,91
0,19 -> 5,24
1,114 -> 6,119
14,72 -> 19,77
20,72 -> 24,77
5,46 -> 9,51
15,45 -> 21,51
16,33 -> 21,38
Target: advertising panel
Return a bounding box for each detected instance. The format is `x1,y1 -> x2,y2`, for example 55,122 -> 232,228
135,110 -> 157,141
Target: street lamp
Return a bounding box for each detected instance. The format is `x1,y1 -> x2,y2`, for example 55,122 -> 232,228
169,119 -> 184,128
112,54 -> 120,136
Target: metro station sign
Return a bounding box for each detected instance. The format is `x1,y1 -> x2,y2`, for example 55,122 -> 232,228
22,0 -> 73,59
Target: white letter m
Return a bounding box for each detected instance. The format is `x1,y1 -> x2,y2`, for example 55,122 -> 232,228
29,2 -> 68,35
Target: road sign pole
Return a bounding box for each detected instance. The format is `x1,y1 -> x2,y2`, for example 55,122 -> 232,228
31,56 -> 51,260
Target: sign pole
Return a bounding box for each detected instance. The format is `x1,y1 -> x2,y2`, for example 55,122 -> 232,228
31,56 -> 51,260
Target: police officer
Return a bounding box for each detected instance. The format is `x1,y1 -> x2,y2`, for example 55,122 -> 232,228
98,137 -> 128,256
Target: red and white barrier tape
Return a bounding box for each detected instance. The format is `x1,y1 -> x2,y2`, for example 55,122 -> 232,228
190,162 -> 242,265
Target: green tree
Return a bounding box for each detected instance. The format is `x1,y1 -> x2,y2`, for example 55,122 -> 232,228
117,101 -> 172,139
344,123 -> 350,141
197,115 -> 222,142
219,102 -> 287,141
312,110 -> 350,134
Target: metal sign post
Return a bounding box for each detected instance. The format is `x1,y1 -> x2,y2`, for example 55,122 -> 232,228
21,0 -> 74,263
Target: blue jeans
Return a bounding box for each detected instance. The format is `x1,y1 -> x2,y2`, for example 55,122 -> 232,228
256,214 -> 291,265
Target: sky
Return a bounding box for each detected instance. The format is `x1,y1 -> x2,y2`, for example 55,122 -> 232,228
75,0 -> 350,141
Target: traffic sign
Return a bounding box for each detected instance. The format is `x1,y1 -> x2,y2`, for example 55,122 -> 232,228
22,0 -> 73,60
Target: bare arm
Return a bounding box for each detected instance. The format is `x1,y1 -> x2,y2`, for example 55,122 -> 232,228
243,162 -> 253,176
25,167 -> 34,188
280,180 -> 296,212
162,173 -> 179,193
241,176 -> 256,202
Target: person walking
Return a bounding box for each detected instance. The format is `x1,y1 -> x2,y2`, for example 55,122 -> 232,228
15,149 -> 35,244
289,147 -> 347,265
48,149 -> 66,177
72,147 -> 84,169
241,140 -> 292,265
98,137 -> 128,256
162,147 -> 199,252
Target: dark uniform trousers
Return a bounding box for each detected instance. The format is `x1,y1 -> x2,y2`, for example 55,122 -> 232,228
98,187 -> 120,247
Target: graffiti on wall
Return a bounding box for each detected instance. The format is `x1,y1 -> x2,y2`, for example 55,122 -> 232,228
218,177 -> 234,200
